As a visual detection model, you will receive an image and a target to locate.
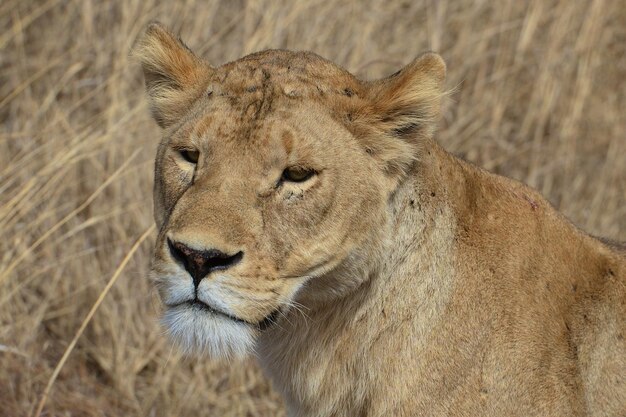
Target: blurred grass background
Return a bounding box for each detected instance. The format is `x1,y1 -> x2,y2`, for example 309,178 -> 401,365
0,0 -> 624,415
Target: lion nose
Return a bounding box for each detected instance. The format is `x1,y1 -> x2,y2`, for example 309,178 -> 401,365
167,238 -> 243,287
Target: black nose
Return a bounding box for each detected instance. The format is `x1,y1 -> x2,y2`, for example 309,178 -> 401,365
167,238 -> 243,287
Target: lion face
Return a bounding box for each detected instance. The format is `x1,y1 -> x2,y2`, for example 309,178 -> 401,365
134,23 -> 445,357
151,101 -> 387,357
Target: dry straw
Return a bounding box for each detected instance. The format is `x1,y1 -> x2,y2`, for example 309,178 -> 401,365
33,225 -> 155,417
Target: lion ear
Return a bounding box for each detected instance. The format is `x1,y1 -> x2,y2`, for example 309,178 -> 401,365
354,53 -> 446,177
132,22 -> 213,128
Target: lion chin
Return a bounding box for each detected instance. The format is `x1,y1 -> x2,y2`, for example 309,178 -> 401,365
162,304 -> 257,359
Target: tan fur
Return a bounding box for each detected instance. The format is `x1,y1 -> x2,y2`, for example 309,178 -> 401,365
134,22 -> 626,416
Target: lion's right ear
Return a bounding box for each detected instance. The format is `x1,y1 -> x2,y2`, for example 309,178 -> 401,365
131,22 -> 213,128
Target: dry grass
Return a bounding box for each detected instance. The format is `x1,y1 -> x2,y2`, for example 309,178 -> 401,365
0,0 -> 624,416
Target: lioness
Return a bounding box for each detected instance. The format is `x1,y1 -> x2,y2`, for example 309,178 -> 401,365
133,22 -> 625,417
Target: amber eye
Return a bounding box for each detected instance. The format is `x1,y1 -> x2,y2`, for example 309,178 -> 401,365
179,149 -> 199,164
281,166 -> 315,183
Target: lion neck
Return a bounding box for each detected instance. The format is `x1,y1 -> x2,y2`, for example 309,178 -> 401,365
257,140 -> 461,416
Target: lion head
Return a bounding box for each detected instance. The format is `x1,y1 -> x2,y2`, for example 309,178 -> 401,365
133,22 -> 445,357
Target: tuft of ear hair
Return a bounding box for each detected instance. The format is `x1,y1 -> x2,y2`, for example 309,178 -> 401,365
352,52 -> 447,177
131,22 -> 213,128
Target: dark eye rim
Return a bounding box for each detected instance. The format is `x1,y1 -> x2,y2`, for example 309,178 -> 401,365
178,149 -> 200,164
280,166 -> 316,183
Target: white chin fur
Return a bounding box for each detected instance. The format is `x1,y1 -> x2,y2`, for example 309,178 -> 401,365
162,305 -> 257,359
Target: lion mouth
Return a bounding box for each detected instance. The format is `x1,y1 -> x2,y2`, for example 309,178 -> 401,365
166,299 -> 280,330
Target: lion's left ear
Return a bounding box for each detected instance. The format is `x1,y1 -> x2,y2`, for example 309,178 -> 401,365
132,22 -> 213,128
352,52 -> 446,177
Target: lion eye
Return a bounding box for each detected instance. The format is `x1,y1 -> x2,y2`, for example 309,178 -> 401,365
180,149 -> 200,164
281,166 -> 315,183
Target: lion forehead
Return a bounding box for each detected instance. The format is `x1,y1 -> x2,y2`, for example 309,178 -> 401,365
211,50 -> 363,101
